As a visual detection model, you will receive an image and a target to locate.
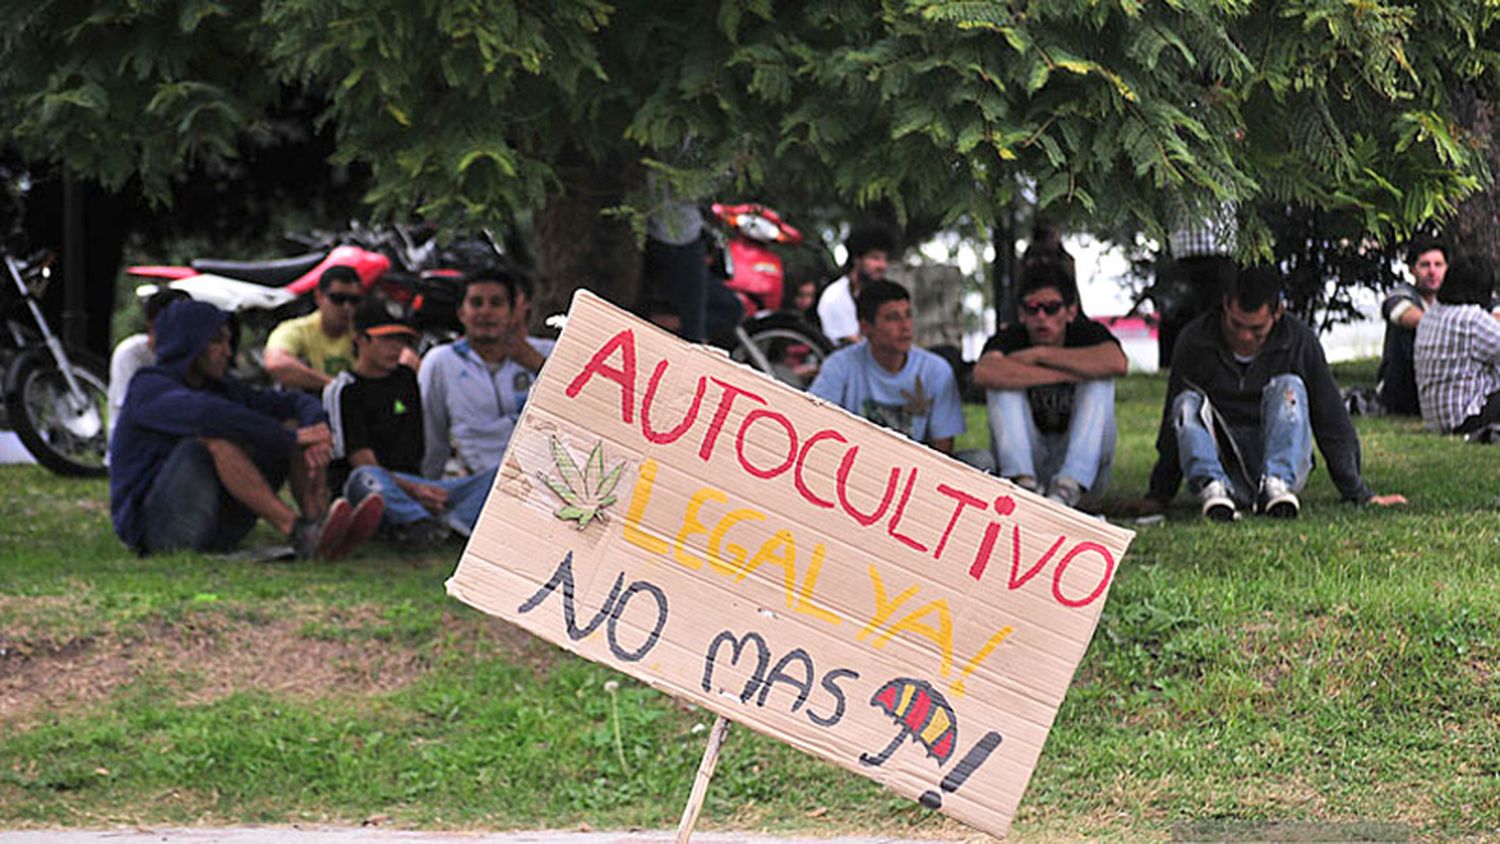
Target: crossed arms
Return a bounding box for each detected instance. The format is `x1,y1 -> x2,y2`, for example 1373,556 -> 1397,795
971,342 -> 1127,390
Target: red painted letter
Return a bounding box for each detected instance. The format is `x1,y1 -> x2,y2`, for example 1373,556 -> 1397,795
565,330 -> 637,424
1008,529 -> 1066,589
835,446 -> 900,527
641,359 -> 705,445
698,379 -> 767,462
932,483 -> 986,562
736,408 -> 799,479
886,467 -> 929,552
1051,542 -> 1115,608
794,429 -> 846,509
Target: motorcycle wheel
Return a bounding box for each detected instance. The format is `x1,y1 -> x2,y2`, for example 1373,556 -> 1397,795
4,350 -> 109,477
729,314 -> 833,391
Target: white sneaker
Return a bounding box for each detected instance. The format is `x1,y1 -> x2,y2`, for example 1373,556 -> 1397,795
1198,479 -> 1239,522
1046,476 -> 1084,509
1259,476 -> 1300,519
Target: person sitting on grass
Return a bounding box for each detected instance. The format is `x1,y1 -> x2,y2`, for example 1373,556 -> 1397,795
1139,266 -> 1406,521
1414,254 -> 1500,437
809,279 -> 964,454
326,298 -> 497,549
109,300 -> 382,558
108,287 -> 189,447
1377,238 -> 1449,416
972,262 -> 1127,508
263,265 -> 364,393
419,268 -> 553,479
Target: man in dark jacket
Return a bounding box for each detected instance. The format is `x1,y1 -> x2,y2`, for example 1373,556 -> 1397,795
109,300 -> 381,557
1377,238 -> 1448,415
1142,267 -> 1406,520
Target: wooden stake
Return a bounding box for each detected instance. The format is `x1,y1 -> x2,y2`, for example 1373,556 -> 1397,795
675,714 -> 732,844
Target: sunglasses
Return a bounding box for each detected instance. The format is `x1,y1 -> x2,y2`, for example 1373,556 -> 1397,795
1020,300 -> 1066,316
328,293 -> 363,306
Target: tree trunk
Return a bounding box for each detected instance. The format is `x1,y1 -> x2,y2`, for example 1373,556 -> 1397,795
992,201 -> 1017,327
531,150 -> 643,325
1447,87 -> 1500,264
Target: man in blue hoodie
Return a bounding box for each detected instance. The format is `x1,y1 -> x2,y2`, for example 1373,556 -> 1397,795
109,300 -> 381,558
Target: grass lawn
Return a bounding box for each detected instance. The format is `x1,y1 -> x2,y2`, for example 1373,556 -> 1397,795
1,362 -> 1496,841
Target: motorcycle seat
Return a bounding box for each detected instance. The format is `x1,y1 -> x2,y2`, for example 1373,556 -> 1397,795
190,252 -> 326,286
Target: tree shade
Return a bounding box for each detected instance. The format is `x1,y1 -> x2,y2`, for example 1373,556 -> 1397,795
3,0 -> 1497,303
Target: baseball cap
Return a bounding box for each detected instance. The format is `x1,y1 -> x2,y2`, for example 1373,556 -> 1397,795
353,297 -> 417,337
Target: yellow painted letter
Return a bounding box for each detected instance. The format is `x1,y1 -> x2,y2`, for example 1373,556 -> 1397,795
623,459 -> 668,555
794,543 -> 842,625
673,487 -> 728,570
858,563 -> 920,641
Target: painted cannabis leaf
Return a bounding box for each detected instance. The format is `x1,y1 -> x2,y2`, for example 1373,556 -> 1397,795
536,437 -> 627,530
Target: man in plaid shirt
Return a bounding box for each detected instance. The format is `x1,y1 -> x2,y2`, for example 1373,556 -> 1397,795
1414,255 -> 1500,435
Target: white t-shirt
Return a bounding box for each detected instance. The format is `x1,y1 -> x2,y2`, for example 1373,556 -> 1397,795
816,275 -> 860,343
107,333 -> 153,446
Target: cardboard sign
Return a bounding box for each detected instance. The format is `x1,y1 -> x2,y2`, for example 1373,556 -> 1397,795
448,292 -> 1134,838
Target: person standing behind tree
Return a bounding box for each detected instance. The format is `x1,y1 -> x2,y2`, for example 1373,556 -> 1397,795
817,223 -> 897,346
419,269 -> 553,478
1156,199 -> 1237,368
1378,238 -> 1449,415
1414,255 -> 1500,436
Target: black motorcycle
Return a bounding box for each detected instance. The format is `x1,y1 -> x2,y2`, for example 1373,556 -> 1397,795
1,248 -> 109,476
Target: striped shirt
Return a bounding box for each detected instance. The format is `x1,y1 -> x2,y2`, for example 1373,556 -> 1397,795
1414,303 -> 1500,432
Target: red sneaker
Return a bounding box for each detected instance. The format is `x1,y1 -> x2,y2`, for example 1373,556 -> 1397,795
293,498 -> 353,559
327,494 -> 384,560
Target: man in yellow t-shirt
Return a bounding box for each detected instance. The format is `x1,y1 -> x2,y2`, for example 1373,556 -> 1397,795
265,266 -> 363,392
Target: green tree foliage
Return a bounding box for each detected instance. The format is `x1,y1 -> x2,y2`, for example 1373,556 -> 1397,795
3,0 -> 1498,289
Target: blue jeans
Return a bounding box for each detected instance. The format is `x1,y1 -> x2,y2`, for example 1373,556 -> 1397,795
987,379 -> 1116,497
344,465 -> 496,536
141,438 -> 285,554
1172,373 -> 1313,506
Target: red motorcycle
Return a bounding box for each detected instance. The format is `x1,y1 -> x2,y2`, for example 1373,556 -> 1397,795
710,202 -> 831,389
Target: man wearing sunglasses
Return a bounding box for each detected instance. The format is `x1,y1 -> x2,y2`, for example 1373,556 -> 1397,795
265,265 -> 366,393
973,263 -> 1127,508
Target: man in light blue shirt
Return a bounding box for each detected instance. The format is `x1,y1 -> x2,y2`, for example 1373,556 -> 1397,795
809,280 -> 964,453
419,270 -> 553,478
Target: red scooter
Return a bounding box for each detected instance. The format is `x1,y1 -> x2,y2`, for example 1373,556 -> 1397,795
710,202 -> 831,388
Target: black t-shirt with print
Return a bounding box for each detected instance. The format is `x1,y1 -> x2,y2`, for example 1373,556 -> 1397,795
336,367 -> 424,475
981,318 -> 1120,433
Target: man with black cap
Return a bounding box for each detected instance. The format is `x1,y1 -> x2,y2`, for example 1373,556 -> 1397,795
109,300 -> 381,558
325,297 -> 498,548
